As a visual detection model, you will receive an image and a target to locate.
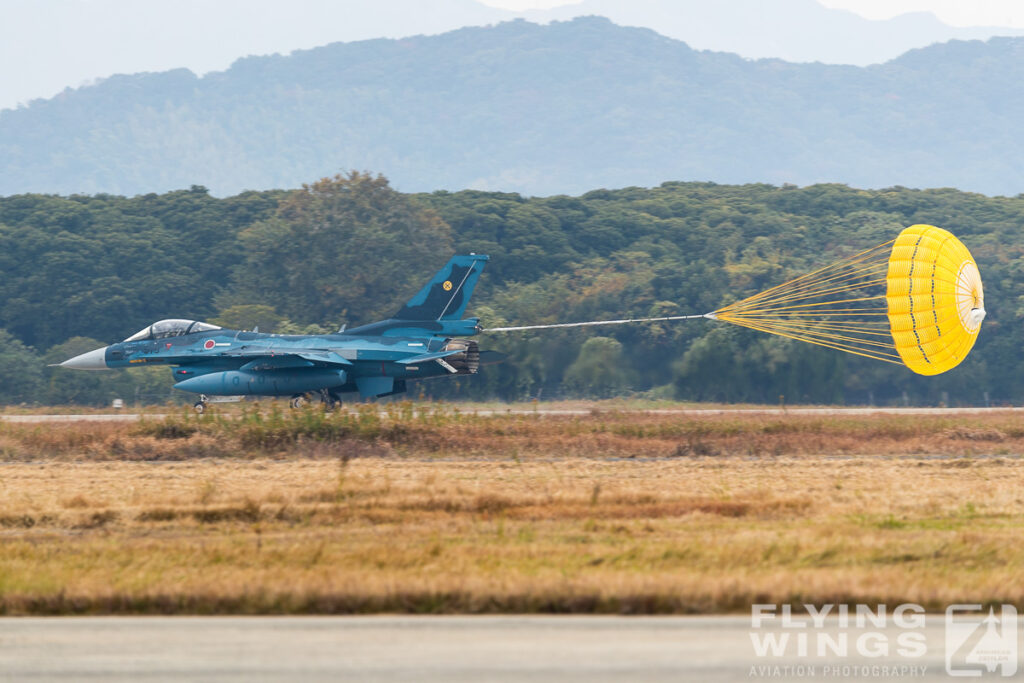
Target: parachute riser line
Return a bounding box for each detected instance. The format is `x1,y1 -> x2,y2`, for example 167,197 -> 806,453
485,313 -> 713,333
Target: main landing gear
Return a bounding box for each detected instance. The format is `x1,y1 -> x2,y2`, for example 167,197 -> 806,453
290,389 -> 342,410
191,392 -> 341,413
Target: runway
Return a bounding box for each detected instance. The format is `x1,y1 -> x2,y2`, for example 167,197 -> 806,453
1,615 -> 1013,682
2,405 -> 1021,423
0,413 -> 148,422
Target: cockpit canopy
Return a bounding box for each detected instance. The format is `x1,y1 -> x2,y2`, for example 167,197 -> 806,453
123,319 -> 222,342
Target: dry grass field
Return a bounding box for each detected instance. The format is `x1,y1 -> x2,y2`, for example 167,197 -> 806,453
0,404 -> 1021,614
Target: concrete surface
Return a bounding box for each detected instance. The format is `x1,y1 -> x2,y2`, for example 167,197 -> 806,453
2,615 -> 1018,682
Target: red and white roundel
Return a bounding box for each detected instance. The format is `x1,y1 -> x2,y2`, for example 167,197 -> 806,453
204,339 -> 216,350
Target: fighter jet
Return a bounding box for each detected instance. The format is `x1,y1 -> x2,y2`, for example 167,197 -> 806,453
59,254 -> 490,411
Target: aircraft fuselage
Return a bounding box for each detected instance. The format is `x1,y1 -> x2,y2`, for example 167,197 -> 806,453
59,254 -> 491,402
109,329 -> 477,397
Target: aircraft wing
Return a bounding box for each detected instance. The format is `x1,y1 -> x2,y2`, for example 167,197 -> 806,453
289,350 -> 354,367
216,349 -> 354,371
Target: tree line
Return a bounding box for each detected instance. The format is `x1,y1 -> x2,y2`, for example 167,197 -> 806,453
0,174 -> 1020,406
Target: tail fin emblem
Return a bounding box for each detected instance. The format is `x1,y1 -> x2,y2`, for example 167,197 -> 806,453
442,280 -> 453,291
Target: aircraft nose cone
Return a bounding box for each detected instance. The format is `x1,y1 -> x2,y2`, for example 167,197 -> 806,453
59,346 -> 110,370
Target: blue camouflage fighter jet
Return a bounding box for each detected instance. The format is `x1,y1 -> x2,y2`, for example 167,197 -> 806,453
59,254 -> 491,411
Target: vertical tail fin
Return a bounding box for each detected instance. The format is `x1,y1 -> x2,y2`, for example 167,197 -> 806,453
393,254 -> 489,321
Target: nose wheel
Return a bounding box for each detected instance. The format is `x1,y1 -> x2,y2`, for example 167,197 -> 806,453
193,395 -> 209,414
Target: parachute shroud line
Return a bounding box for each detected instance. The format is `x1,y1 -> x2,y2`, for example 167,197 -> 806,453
711,224 -> 984,374
486,225 -> 984,376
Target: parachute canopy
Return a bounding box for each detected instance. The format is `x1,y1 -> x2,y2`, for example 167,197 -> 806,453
485,224 -> 984,377
712,225 -> 984,376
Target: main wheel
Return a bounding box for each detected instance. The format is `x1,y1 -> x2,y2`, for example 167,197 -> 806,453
193,401 -> 206,414
318,389 -> 342,411
290,395 -> 308,409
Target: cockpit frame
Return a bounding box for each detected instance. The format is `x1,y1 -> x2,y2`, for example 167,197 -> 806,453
123,319 -> 222,342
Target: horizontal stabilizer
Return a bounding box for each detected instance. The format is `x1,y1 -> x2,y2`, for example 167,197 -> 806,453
395,349 -> 463,365
478,350 -> 507,366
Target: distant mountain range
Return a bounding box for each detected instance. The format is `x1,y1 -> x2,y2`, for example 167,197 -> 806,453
519,0 -> 1024,65
4,0 -> 1024,113
2,17 -> 1024,197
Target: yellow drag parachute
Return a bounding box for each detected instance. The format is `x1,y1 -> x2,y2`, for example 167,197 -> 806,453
712,225 -> 985,375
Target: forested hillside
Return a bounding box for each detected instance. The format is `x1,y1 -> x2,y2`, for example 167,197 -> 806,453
0,176 -> 1020,406
3,18 -> 1024,197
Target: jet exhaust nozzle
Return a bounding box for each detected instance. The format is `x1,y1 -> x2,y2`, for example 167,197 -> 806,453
442,339 -> 480,374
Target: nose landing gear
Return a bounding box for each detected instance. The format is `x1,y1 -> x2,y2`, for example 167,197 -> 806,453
193,394 -> 242,414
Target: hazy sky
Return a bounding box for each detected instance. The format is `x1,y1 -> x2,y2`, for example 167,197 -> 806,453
480,0 -> 1024,27
4,0 -> 1024,113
